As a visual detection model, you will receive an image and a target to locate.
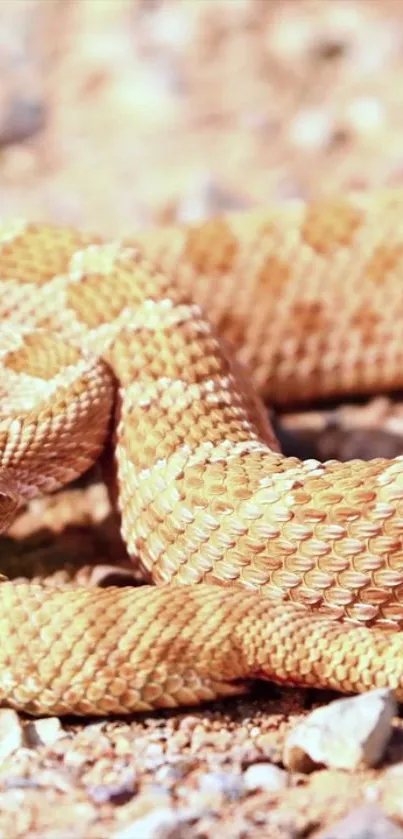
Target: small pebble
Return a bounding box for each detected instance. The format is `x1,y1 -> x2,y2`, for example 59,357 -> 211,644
177,173 -> 249,223
0,96 -> 45,147
288,108 -> 335,151
315,803 -> 403,838
0,710 -> 25,761
345,97 -> 385,135
25,717 -> 64,748
243,763 -> 289,792
87,773 -> 137,805
154,763 -> 188,786
199,771 -> 245,801
113,806 -> 196,839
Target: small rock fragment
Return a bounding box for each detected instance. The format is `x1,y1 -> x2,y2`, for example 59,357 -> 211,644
87,773 -> 137,805
288,108 -> 335,151
176,173 -> 249,223
113,808 -> 176,839
0,710 -> 25,761
315,804 -> 403,838
113,807 -> 196,839
154,762 -> 188,786
199,771 -> 245,800
345,97 -> 385,136
0,96 -> 46,147
26,717 -> 64,748
284,689 -> 396,772
243,762 -> 289,792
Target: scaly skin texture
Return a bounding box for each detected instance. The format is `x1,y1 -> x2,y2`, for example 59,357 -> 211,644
1,191 -> 403,715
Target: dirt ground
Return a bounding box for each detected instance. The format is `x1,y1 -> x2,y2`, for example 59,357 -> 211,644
2,1 -> 403,837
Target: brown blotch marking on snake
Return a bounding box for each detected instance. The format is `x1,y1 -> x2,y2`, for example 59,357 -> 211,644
0,224 -> 98,285
3,334 -> 81,380
109,318 -> 233,386
290,301 -> 328,335
301,198 -> 363,254
266,301 -> 330,368
182,219 -> 239,275
35,315 -> 64,333
256,255 -> 291,294
215,312 -> 248,351
67,273 -> 130,328
365,244 -> 403,285
122,393 -> 254,470
350,305 -> 381,342
66,261 -> 180,329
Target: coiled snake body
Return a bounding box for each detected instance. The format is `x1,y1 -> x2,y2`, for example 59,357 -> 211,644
1,190 -> 403,716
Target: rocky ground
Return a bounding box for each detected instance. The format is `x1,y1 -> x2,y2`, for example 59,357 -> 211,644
2,1 -> 403,836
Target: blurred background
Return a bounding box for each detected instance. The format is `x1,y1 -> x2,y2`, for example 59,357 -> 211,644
1,0 -> 403,237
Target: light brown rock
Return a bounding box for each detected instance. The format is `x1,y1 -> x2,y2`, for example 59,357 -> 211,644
243,762 -> 289,792
0,709 -> 25,761
26,717 -> 65,748
284,689 -> 396,772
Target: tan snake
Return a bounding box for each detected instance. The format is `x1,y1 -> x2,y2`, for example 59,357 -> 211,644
1,190 -> 403,716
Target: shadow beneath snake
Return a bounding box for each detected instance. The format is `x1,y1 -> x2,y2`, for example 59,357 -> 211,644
275,419 -> 403,463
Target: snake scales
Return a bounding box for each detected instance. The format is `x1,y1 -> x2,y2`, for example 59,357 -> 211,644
1,190 -> 403,716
